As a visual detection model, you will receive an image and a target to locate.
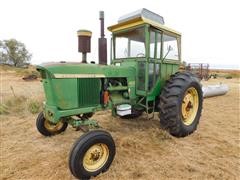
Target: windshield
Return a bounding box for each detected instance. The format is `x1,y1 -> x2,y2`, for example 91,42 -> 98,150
115,27 -> 145,59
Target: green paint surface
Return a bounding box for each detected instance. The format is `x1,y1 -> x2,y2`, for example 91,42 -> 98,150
37,22 -> 181,123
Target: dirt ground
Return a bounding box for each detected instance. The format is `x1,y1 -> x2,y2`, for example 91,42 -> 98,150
0,70 -> 240,180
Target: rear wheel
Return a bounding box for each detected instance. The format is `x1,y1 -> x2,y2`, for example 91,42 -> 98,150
159,72 -> 203,137
36,112 -> 68,136
69,130 -> 115,179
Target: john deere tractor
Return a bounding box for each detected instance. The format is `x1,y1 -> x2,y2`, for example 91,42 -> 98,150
36,9 -> 203,179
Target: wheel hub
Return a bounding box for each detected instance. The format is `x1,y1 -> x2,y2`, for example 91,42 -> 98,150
44,120 -> 64,132
83,143 -> 109,172
91,149 -> 101,161
181,87 -> 199,125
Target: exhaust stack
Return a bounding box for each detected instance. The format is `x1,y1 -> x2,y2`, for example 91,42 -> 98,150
98,11 -> 107,65
77,30 -> 92,63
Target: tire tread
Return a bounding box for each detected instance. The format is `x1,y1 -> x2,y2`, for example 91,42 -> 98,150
159,72 -> 203,137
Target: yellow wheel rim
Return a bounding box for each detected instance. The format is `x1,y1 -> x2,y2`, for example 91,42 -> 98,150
83,143 -> 109,172
181,87 -> 199,125
44,120 -> 64,132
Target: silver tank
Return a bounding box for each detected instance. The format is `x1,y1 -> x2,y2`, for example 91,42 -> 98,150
202,84 -> 229,98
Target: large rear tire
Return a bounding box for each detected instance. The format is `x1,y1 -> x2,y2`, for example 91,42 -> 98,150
69,130 -> 115,179
159,72 -> 203,137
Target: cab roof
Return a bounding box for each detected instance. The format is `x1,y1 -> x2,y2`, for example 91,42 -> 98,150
108,9 -> 181,36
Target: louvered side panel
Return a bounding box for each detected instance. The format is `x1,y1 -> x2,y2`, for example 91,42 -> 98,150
78,78 -> 100,107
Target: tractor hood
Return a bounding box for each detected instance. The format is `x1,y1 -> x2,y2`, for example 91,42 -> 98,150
36,62 -> 135,78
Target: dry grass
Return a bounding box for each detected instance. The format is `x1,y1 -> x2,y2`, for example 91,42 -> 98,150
0,67 -> 240,180
209,69 -> 240,78
0,64 -> 40,77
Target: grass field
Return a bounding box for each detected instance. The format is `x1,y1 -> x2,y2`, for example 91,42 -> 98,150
1,66 -> 240,179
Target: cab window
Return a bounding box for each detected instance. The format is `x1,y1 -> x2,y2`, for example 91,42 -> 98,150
163,34 -> 179,60
150,30 -> 162,59
115,27 -> 145,59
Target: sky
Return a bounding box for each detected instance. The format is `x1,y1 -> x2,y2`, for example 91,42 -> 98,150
0,0 -> 239,69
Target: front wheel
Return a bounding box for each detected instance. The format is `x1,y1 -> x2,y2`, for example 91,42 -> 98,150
69,130 -> 116,179
36,112 -> 68,136
159,72 -> 203,137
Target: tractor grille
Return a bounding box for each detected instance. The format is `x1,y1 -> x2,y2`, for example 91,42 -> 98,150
78,78 -> 100,107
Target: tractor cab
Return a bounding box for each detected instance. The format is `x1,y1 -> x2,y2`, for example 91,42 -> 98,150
108,9 -> 181,98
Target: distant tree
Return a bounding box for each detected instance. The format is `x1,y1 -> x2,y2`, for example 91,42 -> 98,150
0,39 -> 32,67
0,41 -> 7,63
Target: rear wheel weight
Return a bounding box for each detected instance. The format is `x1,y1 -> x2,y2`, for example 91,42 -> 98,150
159,72 -> 203,137
69,130 -> 116,179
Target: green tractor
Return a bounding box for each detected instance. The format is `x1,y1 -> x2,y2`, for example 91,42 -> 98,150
36,9 -> 203,179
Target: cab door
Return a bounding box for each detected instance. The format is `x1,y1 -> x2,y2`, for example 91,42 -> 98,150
148,28 -> 162,95
136,27 -> 162,97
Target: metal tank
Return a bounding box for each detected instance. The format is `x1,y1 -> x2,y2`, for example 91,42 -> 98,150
202,84 -> 229,98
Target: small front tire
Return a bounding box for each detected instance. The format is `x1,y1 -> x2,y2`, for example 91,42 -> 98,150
36,112 -> 68,136
69,130 -> 116,179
